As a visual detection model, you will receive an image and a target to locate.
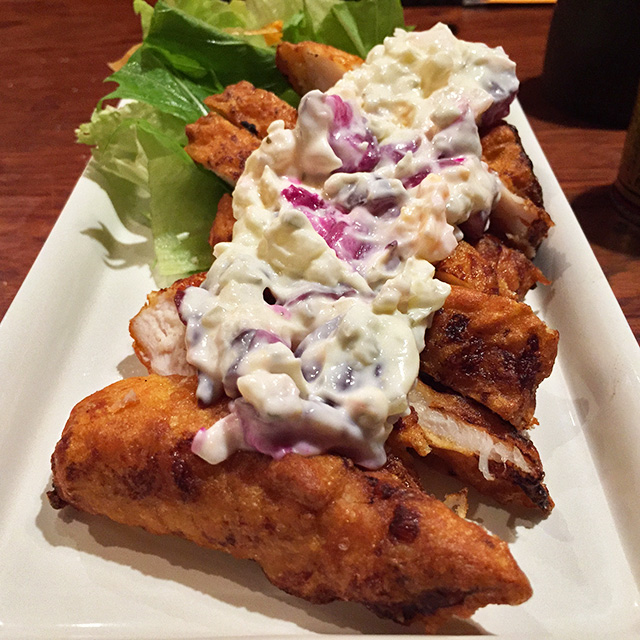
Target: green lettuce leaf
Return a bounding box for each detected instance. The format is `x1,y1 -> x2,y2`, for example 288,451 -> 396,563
135,0 -> 252,36
77,102 -> 187,223
105,1 -> 297,119
317,0 -> 405,58
244,0 -> 303,29
283,0 -> 404,57
78,101 -> 227,275
137,128 -> 228,277
104,46 -> 215,124
80,0 -> 406,279
133,0 -> 154,38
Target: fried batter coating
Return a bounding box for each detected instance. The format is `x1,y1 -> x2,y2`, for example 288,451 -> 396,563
209,193 -> 235,248
276,41 -> 364,95
436,235 -> 549,302
421,286 -> 558,429
186,82 -> 297,184
481,123 -> 544,207
129,272 -> 205,376
185,112 -> 260,185
392,379 -> 553,513
204,81 -> 297,139
474,234 -> 550,301
50,375 -> 532,632
436,241 -> 501,297
480,123 -> 554,257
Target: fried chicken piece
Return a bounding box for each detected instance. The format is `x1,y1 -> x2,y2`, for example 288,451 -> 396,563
474,234 -> 550,301
436,235 -> 549,302
209,193 -> 235,248
203,81 -> 297,139
129,272 -> 205,376
186,82 -> 297,185
49,375 -> 532,632
489,185 -> 554,259
480,123 -> 554,257
391,379 -> 553,513
185,112 -> 260,185
276,41 -> 364,95
436,241 -> 501,298
481,123 -> 544,207
421,286 -> 558,429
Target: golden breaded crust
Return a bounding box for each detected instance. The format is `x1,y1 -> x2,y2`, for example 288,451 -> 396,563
481,123 -> 554,255
50,375 -> 532,632
204,80 -> 297,139
436,235 -> 549,302
276,41 -> 363,95
474,234 -> 550,301
481,123 -> 544,207
185,112 -> 260,185
421,286 -> 559,429
209,192 -> 235,248
392,380 -> 553,513
436,240 -> 502,297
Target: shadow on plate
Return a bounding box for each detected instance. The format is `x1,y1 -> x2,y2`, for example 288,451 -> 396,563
81,223 -> 155,271
413,460 -> 547,544
117,353 -> 149,379
81,162 -> 156,270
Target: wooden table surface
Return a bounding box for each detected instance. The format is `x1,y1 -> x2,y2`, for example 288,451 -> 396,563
2,1 -> 639,341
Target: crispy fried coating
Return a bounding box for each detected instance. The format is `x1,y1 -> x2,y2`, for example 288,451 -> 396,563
436,241 -> 501,297
185,112 -> 260,185
209,193 -> 235,248
50,375 -> 532,632
204,81 -> 297,139
391,379 -> 553,513
129,272 -> 205,376
421,286 -> 558,429
276,41 -> 364,95
480,123 -> 554,257
186,82 -> 297,184
474,234 -> 550,301
436,235 -> 549,302
481,123 -> 544,207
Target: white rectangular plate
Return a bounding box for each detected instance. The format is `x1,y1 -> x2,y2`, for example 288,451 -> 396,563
0,102 -> 639,639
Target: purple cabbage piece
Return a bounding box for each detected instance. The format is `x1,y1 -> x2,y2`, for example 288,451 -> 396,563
234,400 -> 313,460
325,94 -> 380,173
232,397 -> 386,469
285,285 -> 357,308
281,184 -> 325,211
402,168 -> 431,190
401,157 -> 465,189
330,176 -> 402,218
282,185 -> 371,263
438,157 -> 465,168
379,138 -> 421,164
316,216 -> 370,261
295,316 -> 341,360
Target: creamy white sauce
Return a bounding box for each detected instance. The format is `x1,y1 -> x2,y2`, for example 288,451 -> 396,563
180,25 -> 518,468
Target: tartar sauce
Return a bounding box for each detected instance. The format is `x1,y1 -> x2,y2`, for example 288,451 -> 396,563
179,24 -> 518,468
